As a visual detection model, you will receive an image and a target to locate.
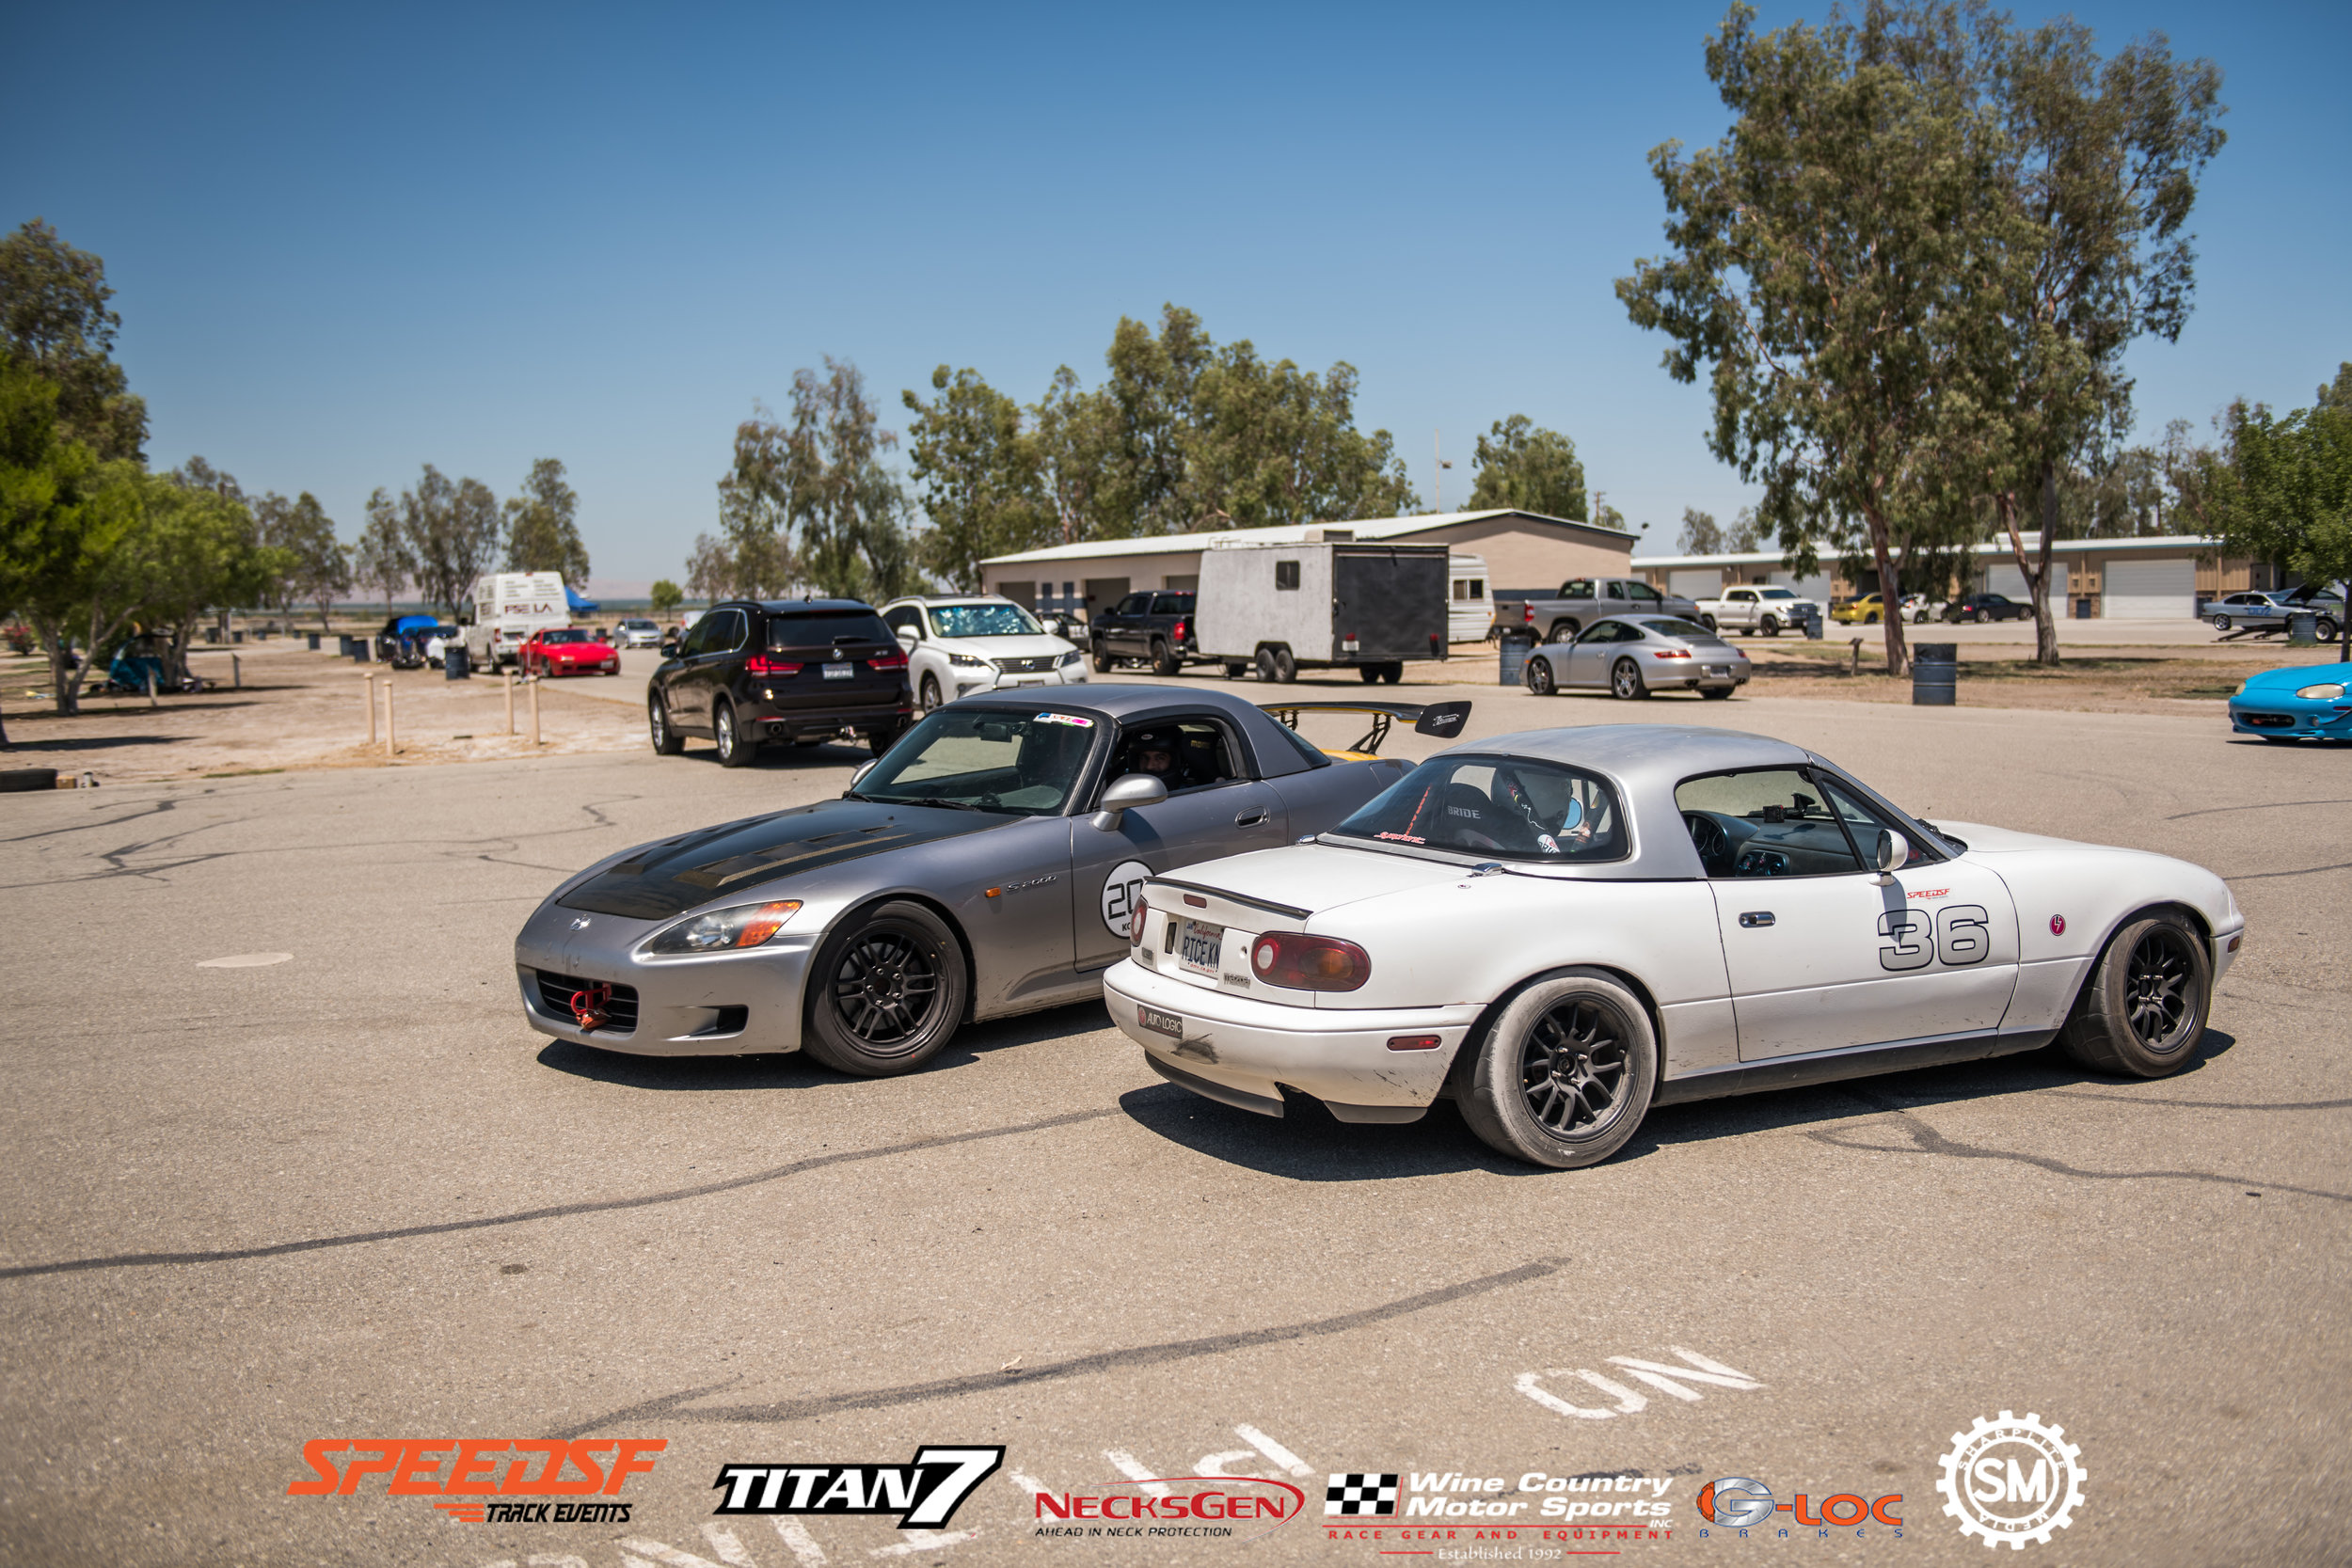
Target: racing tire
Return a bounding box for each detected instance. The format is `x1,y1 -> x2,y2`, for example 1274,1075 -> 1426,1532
1272,647 -> 1297,684
1547,621 -> 1579,644
2210,614 -> 2231,631
1223,662 -> 1248,680
1700,686 -> 1733,700
1150,639 -> 1180,677
867,723 -> 902,759
1090,645 -> 1114,674
802,900 -> 969,1077
2318,618 -> 2341,643
919,673 -> 944,713
648,693 -> 684,755
1254,646 -> 1279,682
713,700 -> 752,768
1525,657 -> 1555,696
1760,614 -> 1781,637
1455,970 -> 1658,1170
1380,662 -> 1403,684
2058,911 -> 2212,1078
1610,658 -> 1646,701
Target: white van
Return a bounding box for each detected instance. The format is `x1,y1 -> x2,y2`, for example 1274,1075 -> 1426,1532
462,572 -> 570,671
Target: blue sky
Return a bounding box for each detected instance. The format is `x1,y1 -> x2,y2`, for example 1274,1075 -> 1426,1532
5,2 -> 2346,591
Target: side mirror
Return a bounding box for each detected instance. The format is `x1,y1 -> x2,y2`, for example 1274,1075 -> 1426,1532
1090,771 -> 1168,832
897,627 -> 919,646
1873,829 -> 1908,883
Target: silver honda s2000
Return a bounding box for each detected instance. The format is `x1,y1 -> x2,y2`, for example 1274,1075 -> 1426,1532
514,686 -> 1468,1076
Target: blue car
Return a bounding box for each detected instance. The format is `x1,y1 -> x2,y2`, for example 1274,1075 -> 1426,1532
2229,665 -> 2352,743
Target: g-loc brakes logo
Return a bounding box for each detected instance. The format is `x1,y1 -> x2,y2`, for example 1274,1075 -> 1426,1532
1695,1477 -> 1901,1536
288,1438 -> 664,1525
1936,1411 -> 2086,1548
713,1447 -> 1003,1528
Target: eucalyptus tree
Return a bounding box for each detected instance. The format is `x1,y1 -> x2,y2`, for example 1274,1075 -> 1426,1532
503,457 -> 589,584
1467,416 -> 1588,521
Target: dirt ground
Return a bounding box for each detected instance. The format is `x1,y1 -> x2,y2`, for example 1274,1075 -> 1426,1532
5,632 -> 2345,786
0,642 -> 644,784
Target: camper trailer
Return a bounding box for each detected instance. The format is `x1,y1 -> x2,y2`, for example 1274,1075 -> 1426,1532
1194,536 -> 1450,683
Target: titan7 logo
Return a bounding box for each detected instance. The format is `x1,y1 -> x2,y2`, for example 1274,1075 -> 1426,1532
712,1447 -> 1004,1528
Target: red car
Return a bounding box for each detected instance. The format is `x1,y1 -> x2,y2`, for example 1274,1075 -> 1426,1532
520,626 -> 621,676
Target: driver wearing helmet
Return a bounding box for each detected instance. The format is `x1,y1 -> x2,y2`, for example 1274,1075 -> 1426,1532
1119,726 -> 1191,790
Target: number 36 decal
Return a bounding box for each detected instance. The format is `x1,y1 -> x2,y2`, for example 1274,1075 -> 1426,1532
1878,904 -> 1991,971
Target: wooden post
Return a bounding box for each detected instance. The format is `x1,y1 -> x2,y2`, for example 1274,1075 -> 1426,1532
362,673 -> 376,744
145,666 -> 158,709
503,671 -> 516,735
529,675 -> 541,746
230,653 -> 242,689
1850,637 -> 1864,677
385,678 -> 397,757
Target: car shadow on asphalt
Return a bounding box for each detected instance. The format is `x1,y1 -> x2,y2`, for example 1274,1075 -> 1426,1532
1118,1033 -> 2240,1180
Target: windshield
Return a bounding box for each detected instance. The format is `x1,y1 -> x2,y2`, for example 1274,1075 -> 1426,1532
1329,753 -> 1629,862
850,708 -> 1097,816
1639,617 -> 1720,640
541,628 -> 591,643
930,603 -> 1042,639
1758,588 -> 1799,600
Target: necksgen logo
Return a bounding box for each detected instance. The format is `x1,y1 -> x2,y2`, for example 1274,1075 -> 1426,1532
289,1439 -> 665,1525
1033,1476 -> 1308,1543
713,1447 -> 1003,1528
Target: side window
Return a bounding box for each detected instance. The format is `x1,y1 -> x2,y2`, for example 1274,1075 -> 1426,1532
1152,593 -> 1190,614
1625,581 -> 1661,602
883,606 -> 923,640
1604,582 -> 1627,599
1674,768 -> 1865,879
1560,578 -> 1594,599
1275,561 -> 1301,591
1107,717 -> 1244,797
711,610 -> 749,653
1577,620 -> 1622,643
680,616 -> 717,657
1115,593 -> 1151,616
1817,775 -> 1941,868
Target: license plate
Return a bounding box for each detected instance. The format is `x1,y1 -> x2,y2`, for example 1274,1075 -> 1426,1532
822,662 -> 853,680
1137,1005 -> 1184,1038
1178,919 -> 1223,976
1706,665 -> 1731,677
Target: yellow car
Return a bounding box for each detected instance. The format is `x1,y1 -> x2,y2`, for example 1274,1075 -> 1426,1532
1833,592 -> 1892,625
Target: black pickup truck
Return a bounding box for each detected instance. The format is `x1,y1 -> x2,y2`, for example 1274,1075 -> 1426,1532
1089,590 -> 1212,675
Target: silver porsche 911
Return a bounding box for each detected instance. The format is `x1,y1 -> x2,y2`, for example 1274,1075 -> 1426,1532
514,685 -> 1470,1076
1524,613 -> 1752,700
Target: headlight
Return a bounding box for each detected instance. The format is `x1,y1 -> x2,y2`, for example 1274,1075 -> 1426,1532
947,652 -> 990,669
1058,649 -> 1084,666
2296,683 -> 2345,701
641,899 -> 803,955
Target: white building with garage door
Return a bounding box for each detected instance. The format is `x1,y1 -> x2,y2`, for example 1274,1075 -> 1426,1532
1636,534 -> 2260,620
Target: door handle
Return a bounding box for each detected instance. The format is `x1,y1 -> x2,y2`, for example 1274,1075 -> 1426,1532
1234,808 -> 1269,828
1739,911 -> 1774,927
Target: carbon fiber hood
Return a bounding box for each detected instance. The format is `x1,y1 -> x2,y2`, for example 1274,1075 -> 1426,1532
556,800 -> 1007,920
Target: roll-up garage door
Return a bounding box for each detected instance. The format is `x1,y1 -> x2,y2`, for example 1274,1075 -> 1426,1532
1669,569 -> 1720,599
2103,560 -> 2194,619
1986,563 -> 2066,603
1769,570 -> 1833,603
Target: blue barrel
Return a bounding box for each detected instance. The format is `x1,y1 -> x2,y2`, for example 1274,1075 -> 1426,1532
1499,630 -> 1534,686
1913,642 -> 1957,705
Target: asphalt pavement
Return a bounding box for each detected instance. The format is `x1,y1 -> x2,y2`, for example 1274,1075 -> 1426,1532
0,681 -> 2344,1567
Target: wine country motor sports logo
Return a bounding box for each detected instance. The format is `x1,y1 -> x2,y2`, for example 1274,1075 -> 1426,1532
712,1448 -> 1003,1528
288,1438 -> 664,1524
1936,1412 -> 2087,1548
1327,1474 -> 1400,1517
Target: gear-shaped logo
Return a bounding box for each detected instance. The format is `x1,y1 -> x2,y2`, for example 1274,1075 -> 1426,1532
1937,1411 -> 2086,1548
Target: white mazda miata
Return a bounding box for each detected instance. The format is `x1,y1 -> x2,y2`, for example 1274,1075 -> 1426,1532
1104,725 -> 2244,1168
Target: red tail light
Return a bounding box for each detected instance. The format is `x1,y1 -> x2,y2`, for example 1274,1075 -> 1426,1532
1173,620 -> 1187,641
743,656 -> 802,676
1650,648 -> 1692,658
866,650 -> 909,670
1249,932 -> 1372,991
1522,605 -> 1535,624
1132,896 -> 1150,946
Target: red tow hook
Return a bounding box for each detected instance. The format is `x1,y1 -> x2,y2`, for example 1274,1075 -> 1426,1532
569,982 -> 613,1031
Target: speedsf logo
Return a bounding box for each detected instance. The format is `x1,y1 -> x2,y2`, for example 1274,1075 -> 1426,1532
712,1447 -> 1001,1528
288,1438 -> 663,1524
1405,1471 -> 1675,1523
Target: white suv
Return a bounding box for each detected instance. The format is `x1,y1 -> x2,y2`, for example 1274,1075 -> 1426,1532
879,595 -> 1089,712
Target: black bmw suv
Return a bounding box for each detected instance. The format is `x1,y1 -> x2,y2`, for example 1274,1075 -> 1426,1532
647,599 -> 912,766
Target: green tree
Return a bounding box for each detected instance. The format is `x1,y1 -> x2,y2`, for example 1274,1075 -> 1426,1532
0,219 -> 147,461
270,492 -> 349,626
391,466 -> 501,618
147,469 -> 286,682
1944,13 -> 2226,662
503,457 -> 590,583
902,365 -> 1053,591
784,359 -> 917,600
1032,364 -> 1117,544
648,578 -> 683,617
354,488 -> 412,617
1677,507 -> 1723,554
0,350 -> 100,715
1619,2 -> 2008,675
1466,416 -> 1589,520
1184,343 -> 1417,528
710,407 -> 795,599
2212,369 -> 2352,661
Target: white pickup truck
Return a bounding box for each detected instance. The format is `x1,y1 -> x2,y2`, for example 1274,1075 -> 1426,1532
1692,584 -> 1820,636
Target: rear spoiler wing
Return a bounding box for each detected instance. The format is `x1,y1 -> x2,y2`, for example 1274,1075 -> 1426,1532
1258,699 -> 1470,756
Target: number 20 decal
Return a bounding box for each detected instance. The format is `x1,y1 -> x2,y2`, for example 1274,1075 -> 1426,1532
1878,904 -> 1991,971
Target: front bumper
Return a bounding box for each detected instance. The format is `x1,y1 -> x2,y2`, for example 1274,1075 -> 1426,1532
1103,959 -> 1481,1122
951,662 -> 1089,699
2229,698 -> 2352,739
515,905 -> 818,1056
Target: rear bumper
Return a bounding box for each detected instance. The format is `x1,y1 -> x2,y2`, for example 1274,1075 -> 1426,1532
1104,959 -> 1481,1120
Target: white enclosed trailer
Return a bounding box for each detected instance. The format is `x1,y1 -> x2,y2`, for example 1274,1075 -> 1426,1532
461,572 -> 570,671
1195,537 -> 1451,683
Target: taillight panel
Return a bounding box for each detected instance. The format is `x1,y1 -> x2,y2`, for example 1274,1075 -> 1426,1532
1249,932 -> 1372,991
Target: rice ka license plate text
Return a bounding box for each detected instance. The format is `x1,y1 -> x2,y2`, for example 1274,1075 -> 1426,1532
1178,919 -> 1222,977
